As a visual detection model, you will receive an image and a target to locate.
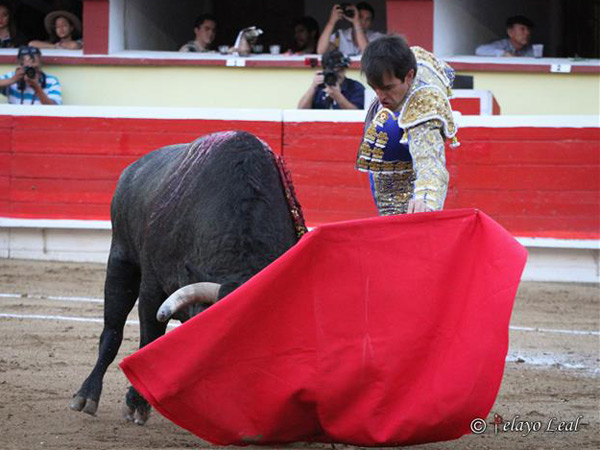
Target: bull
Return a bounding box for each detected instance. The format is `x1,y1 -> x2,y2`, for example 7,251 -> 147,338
70,131 -> 304,424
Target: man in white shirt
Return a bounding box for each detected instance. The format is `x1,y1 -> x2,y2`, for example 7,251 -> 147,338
317,2 -> 383,57
476,16 -> 534,57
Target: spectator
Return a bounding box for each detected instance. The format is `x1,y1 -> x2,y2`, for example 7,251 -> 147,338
476,15 -> 534,57
180,14 -> 217,52
0,0 -> 20,48
0,46 -> 62,105
286,16 -> 319,55
317,2 -> 383,56
29,10 -> 83,50
297,49 -> 364,110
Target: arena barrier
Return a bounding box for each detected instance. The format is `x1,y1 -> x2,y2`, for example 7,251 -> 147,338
0,105 -> 598,282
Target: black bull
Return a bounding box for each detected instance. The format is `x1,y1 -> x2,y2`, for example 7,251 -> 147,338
71,131 -> 304,423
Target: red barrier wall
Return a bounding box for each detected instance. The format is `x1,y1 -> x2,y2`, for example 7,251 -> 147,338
285,121 -> 599,239
0,115 -> 282,221
1,115 -> 598,239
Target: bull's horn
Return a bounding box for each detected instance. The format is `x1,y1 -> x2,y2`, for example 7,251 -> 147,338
156,282 -> 221,322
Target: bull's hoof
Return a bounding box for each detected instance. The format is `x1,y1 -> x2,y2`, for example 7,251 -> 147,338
124,386 -> 151,425
122,403 -> 151,425
70,395 -> 99,416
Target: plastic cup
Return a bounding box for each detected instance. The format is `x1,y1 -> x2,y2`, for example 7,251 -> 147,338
269,45 -> 281,55
532,44 -> 543,58
218,45 -> 229,55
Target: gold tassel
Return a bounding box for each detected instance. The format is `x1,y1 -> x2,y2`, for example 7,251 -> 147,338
400,129 -> 409,145
450,136 -> 460,148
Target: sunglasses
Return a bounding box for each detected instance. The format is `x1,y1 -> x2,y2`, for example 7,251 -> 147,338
17,46 -> 42,59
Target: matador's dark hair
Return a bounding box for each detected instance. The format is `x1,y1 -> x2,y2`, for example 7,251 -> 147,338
361,34 -> 417,87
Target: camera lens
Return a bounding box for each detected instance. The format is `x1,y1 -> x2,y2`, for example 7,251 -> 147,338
339,3 -> 355,18
24,67 -> 36,79
323,69 -> 338,86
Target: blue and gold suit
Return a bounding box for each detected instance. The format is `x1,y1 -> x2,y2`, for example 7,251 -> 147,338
356,47 -> 458,215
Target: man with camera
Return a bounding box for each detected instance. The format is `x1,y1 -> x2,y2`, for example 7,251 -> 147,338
317,2 -> 383,56
0,46 -> 62,105
297,49 -> 364,110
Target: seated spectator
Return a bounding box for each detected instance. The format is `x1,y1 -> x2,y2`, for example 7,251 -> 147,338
0,46 -> 62,105
476,15 -> 534,57
297,49 -> 364,110
179,14 -> 217,52
317,2 -> 383,56
29,10 -> 83,50
0,0 -> 21,48
286,16 -> 319,55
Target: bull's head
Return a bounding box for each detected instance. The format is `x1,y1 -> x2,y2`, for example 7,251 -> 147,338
156,282 -> 221,322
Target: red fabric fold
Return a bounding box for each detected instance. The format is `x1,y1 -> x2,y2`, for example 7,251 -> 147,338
120,208 -> 527,446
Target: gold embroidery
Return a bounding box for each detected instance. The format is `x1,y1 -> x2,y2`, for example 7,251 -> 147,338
373,109 -> 393,127
399,87 -> 457,137
411,46 -> 453,91
409,122 -> 449,211
371,170 -> 416,215
364,124 -> 377,143
375,131 -> 389,148
356,158 -> 412,173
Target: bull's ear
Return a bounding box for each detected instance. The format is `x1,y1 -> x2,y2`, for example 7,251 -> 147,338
218,282 -> 239,300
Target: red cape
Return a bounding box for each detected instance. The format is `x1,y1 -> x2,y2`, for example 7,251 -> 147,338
120,209 -> 527,446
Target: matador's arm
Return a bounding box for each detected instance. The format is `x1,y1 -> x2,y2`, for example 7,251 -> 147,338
408,120 -> 449,211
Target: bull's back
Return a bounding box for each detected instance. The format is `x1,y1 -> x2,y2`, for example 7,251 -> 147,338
108,132 -> 297,287
109,144 -> 187,262
143,132 -> 298,288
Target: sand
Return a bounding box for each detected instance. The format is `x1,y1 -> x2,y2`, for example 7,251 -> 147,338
0,258 -> 598,450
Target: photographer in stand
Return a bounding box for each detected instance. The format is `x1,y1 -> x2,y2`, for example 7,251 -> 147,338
0,46 -> 61,105
317,2 -> 383,56
297,49 -> 364,110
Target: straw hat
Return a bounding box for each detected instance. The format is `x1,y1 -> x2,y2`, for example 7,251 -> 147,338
44,10 -> 82,36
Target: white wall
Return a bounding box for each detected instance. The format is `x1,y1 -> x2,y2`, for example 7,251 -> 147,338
1,225 -> 597,282
433,0 -> 563,57
109,0 -> 125,53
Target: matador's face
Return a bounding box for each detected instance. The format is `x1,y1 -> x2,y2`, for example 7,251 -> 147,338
369,69 -> 415,112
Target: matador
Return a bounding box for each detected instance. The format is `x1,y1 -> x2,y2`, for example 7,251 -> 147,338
357,38 -> 459,215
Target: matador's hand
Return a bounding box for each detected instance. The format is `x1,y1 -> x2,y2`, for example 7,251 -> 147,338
407,199 -> 431,214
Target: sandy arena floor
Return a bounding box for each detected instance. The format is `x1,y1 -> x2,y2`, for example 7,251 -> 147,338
0,258 -> 598,450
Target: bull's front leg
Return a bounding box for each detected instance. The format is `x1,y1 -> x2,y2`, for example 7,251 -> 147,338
71,254 -> 140,415
123,287 -> 168,425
